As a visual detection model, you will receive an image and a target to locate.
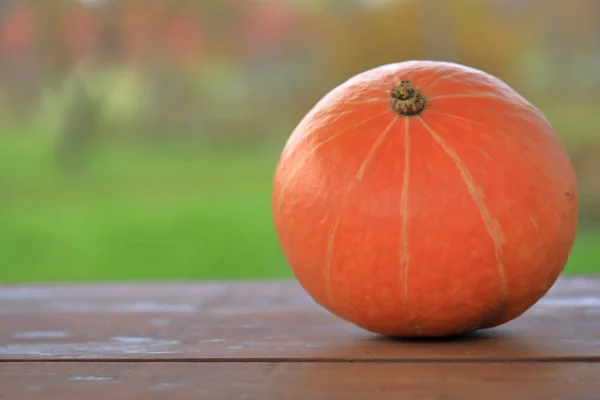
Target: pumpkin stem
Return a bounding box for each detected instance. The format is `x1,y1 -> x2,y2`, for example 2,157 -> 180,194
390,80 -> 426,116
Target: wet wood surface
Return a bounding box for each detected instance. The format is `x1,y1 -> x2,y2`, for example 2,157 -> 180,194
0,275 -> 599,399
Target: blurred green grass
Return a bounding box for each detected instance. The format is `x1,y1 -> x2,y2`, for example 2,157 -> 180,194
0,131 -> 289,282
0,131 -> 597,283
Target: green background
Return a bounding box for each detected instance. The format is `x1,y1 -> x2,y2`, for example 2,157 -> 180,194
0,130 -> 596,283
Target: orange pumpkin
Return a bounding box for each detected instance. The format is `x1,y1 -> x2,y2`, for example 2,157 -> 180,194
272,61 -> 578,337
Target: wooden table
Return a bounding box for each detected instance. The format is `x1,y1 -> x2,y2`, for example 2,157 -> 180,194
1,275 -> 599,399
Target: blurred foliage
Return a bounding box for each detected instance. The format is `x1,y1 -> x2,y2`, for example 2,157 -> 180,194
0,0 -> 598,281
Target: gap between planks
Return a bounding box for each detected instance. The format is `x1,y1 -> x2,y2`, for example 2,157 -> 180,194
2,356 -> 600,364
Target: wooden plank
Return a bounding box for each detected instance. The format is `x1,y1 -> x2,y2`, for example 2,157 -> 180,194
1,362 -> 600,400
0,276 -> 598,361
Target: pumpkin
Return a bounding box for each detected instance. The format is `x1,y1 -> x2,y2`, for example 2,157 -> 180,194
272,61 -> 578,337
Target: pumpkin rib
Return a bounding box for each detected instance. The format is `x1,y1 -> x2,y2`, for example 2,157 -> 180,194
412,67 -> 443,89
473,292 -> 507,331
344,98 -> 388,105
428,93 -> 509,102
414,71 -> 438,89
399,117 -> 412,315
375,88 -> 394,96
420,70 -> 464,92
530,216 -> 539,229
280,108 -> 373,163
418,116 -> 508,302
426,110 -> 492,130
426,110 -> 514,145
324,117 -> 398,306
428,93 -> 544,119
274,109 -> 390,212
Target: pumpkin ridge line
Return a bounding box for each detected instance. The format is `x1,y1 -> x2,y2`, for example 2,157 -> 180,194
324,117 -> 398,307
428,93 -> 540,118
428,93 -> 507,102
427,110 -> 492,130
426,111 -> 520,149
420,69 -> 464,92
417,117 -> 508,300
275,110 -> 389,212
427,92 -> 546,122
280,106 -> 385,166
399,117 -> 413,332
428,92 -> 545,122
414,67 -> 445,91
357,118 -> 397,179
344,98 -> 388,105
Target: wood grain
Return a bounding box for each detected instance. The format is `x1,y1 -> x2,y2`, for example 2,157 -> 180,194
0,276 -> 598,362
2,362 -> 599,400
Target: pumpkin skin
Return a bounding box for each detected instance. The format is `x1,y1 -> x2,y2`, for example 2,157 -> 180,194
272,61 -> 578,337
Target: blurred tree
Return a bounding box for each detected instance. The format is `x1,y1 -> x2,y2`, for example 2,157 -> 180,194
55,66 -> 102,177
0,0 -> 9,21
120,0 -> 164,65
453,0 -> 534,84
420,0 -> 458,61
162,7 -> 205,68
0,1 -> 42,119
35,0 -> 72,85
62,2 -> 103,63
571,144 -> 600,226
316,0 -> 423,81
362,0 -> 423,66
52,0 -> 115,176
0,0 -> 36,54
